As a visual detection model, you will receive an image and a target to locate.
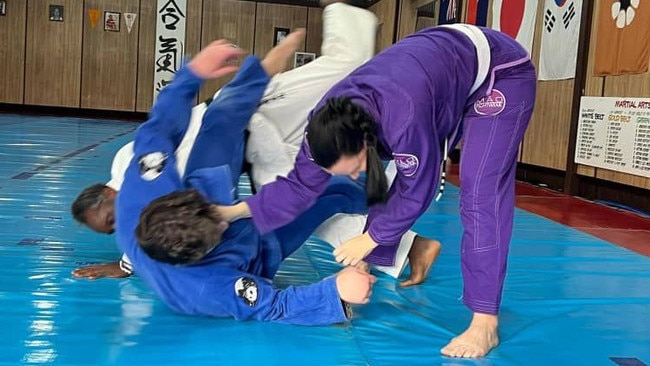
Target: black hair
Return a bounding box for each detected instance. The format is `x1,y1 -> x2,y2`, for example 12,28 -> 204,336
135,189 -> 225,265
71,183 -> 109,224
307,97 -> 388,205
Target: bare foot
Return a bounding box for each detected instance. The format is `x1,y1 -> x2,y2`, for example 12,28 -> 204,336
399,236 -> 441,287
71,262 -> 131,280
261,29 -> 306,77
441,313 -> 499,358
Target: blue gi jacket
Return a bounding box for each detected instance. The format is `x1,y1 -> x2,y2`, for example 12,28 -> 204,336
115,56 -> 347,325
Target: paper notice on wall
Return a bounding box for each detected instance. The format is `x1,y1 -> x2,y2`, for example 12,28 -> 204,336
575,96 -> 650,178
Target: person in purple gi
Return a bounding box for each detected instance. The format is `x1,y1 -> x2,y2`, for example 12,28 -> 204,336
218,24 -> 537,358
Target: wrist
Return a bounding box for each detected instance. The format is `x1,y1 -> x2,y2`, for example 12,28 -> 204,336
235,202 -> 252,220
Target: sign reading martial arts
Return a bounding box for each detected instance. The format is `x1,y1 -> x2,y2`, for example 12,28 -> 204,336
153,0 -> 187,101
575,96 -> 650,178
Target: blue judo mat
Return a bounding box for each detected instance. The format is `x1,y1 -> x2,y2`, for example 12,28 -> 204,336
0,115 -> 648,365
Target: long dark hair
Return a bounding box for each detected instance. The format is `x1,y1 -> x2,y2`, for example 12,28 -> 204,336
307,97 -> 388,205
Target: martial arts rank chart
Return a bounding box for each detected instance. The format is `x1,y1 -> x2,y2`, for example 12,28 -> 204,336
575,96 -> 650,178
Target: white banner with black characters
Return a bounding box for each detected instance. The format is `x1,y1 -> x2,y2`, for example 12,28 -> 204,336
153,0 -> 187,101
575,96 -> 650,178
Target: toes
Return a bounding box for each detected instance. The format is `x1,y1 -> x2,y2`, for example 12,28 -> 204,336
441,341 -> 484,358
399,279 -> 413,287
400,272 -> 424,287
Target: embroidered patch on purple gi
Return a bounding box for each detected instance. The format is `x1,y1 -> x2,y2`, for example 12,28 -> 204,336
474,89 -> 506,116
393,153 -> 419,177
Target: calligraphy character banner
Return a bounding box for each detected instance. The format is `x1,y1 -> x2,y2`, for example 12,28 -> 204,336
153,0 -> 188,101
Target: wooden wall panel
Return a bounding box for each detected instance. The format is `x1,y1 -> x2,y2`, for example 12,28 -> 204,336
0,1 -> 27,104
81,0 -> 140,111
595,168 -> 650,189
185,0 -> 203,60
584,0 -> 604,97
253,3 -> 308,58
25,0 -> 83,107
305,7 -> 323,56
577,164 -> 595,176
396,0 -> 433,41
521,80 -> 574,170
186,0 -> 204,105
369,0 -> 397,52
198,0 -> 256,102
415,16 -> 436,32
135,0 -> 156,112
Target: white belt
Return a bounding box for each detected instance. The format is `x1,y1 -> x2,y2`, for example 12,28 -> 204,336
434,24 -> 491,202
439,23 -> 491,96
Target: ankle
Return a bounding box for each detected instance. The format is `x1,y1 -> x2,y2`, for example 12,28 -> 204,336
471,313 -> 498,329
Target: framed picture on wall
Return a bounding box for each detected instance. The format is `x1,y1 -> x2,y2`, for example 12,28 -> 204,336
294,52 -> 316,68
104,11 -> 120,32
49,4 -> 64,22
273,27 -> 290,47
0,1 -> 6,16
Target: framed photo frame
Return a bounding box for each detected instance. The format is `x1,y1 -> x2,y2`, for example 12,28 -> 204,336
104,11 -> 121,32
49,4 -> 64,22
273,27 -> 290,47
294,52 -> 316,68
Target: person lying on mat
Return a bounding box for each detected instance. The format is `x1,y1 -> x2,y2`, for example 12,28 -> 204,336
70,0 -> 439,284
216,25 -> 537,356
108,31 -> 376,325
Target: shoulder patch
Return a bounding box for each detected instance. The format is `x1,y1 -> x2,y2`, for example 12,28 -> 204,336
392,153 -> 419,177
138,152 -> 167,181
234,277 -> 258,307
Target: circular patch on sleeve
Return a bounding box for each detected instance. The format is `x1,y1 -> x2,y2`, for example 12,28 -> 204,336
234,277 -> 258,307
392,153 -> 419,177
138,152 -> 167,181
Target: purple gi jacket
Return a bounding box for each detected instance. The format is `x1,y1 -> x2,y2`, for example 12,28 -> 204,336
246,26 -> 527,266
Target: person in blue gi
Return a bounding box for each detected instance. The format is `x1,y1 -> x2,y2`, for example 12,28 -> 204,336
217,24 -> 537,357
71,0 -> 438,283
113,31 -> 376,325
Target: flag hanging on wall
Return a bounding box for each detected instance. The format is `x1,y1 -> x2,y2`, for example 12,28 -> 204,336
438,0 -> 457,25
466,0 -> 489,26
594,0 -> 650,76
539,0 -> 583,80
491,0 -> 538,55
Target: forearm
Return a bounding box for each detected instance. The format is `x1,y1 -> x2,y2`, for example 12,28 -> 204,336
135,65 -> 203,155
220,202 -> 252,222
